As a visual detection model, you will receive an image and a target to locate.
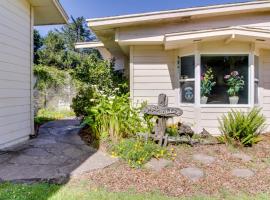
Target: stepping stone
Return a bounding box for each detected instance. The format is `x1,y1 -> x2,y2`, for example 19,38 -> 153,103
231,168 -> 254,178
232,153 -> 252,162
145,158 -> 172,171
70,151 -> 118,176
180,167 -> 204,181
193,154 -> 216,164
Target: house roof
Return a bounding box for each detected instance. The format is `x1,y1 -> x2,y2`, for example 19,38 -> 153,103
30,0 -> 68,25
87,1 -> 270,30
164,26 -> 270,49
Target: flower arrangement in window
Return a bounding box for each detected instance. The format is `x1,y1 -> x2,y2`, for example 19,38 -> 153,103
201,67 -> 216,104
224,71 -> 245,104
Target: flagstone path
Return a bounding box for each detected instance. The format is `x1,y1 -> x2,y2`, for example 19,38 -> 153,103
0,119 -> 117,184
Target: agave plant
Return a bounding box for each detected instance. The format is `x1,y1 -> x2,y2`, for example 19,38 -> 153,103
218,108 -> 266,146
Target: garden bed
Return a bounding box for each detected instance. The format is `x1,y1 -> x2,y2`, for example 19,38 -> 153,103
77,134 -> 270,198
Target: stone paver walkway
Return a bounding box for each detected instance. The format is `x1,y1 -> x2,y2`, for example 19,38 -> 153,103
180,167 -> 204,181
0,119 -> 117,184
145,158 -> 172,171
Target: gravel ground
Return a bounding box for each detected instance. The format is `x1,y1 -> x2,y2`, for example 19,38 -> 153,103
76,134 -> 270,198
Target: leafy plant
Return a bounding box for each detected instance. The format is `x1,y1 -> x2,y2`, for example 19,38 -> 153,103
166,124 -> 179,137
71,85 -> 100,117
218,108 -> 266,146
83,94 -> 147,142
112,138 -> 175,168
201,67 -> 216,97
224,71 -> 245,96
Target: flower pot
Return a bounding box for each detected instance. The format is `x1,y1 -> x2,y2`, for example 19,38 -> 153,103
200,96 -> 208,104
229,96 -> 239,104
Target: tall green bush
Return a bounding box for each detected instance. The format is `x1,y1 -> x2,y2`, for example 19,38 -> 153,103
83,94 -> 147,142
218,108 -> 266,146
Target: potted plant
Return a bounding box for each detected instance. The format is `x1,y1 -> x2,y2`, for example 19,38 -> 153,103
201,68 -> 216,104
224,71 -> 245,104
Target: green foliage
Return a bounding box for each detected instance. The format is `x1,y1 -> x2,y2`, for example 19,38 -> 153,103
224,71 -> 245,97
218,108 -> 266,146
71,54 -> 128,117
72,54 -> 127,95
83,95 -> 146,142
71,85 -> 99,117
60,16 -> 95,51
34,29 -> 43,64
34,108 -> 75,125
34,65 -> 67,91
112,138 -> 174,168
166,124 -> 179,137
201,67 -> 216,97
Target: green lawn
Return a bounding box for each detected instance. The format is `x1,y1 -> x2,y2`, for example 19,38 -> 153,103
0,182 -> 269,200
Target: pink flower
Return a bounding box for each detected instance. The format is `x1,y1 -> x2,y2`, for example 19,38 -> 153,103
224,75 -> 230,79
201,76 -> 204,81
231,71 -> 239,76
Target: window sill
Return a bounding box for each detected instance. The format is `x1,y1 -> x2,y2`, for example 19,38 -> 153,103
179,104 -> 252,108
200,104 -> 252,108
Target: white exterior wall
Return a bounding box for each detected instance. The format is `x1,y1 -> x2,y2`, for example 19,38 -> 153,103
0,0 -> 32,148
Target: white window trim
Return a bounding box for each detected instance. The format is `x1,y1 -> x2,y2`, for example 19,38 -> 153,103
178,48 -> 257,108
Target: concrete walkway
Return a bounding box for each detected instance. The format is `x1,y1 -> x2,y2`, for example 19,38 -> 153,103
0,119 -> 117,184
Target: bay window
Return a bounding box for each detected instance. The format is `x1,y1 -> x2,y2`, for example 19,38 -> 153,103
201,55 -> 249,104
178,54 -> 258,106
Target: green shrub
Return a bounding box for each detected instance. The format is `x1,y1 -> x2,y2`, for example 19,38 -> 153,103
83,94 -> 148,142
112,138 -> 175,168
71,85 -> 99,117
218,108 -> 266,146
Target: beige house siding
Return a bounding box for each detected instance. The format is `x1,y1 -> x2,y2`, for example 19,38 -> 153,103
118,12 -> 270,43
0,0 -> 32,148
261,50 -> 270,128
131,45 -> 177,107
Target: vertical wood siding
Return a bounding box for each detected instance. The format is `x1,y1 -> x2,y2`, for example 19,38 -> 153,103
0,0 -> 31,148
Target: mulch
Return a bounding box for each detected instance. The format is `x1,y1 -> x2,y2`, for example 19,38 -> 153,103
77,133 -> 270,198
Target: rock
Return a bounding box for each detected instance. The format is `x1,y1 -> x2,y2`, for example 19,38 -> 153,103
200,128 -> 211,138
145,158 -> 172,171
70,151 -> 118,176
180,167 -> 204,181
193,154 -> 216,164
231,168 -> 254,178
178,123 -> 194,138
232,153 -> 252,162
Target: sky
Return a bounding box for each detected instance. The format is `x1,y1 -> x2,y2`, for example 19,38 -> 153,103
36,0 -> 249,36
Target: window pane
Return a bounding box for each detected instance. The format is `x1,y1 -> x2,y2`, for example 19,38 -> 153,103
255,56 -> 259,79
255,81 -> 259,104
180,81 -> 195,103
254,56 -> 259,104
180,55 -> 195,79
201,55 -> 249,104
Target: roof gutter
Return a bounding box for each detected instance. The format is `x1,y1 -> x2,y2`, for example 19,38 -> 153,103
87,1 -> 270,30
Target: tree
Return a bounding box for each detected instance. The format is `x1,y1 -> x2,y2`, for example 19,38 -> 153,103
60,16 -> 95,51
33,29 -> 43,64
37,31 -> 67,69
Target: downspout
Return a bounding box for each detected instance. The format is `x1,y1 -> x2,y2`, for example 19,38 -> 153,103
30,6 -> 35,137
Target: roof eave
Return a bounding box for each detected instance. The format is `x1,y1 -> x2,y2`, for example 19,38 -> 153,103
32,0 -> 69,26
87,1 -> 270,30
